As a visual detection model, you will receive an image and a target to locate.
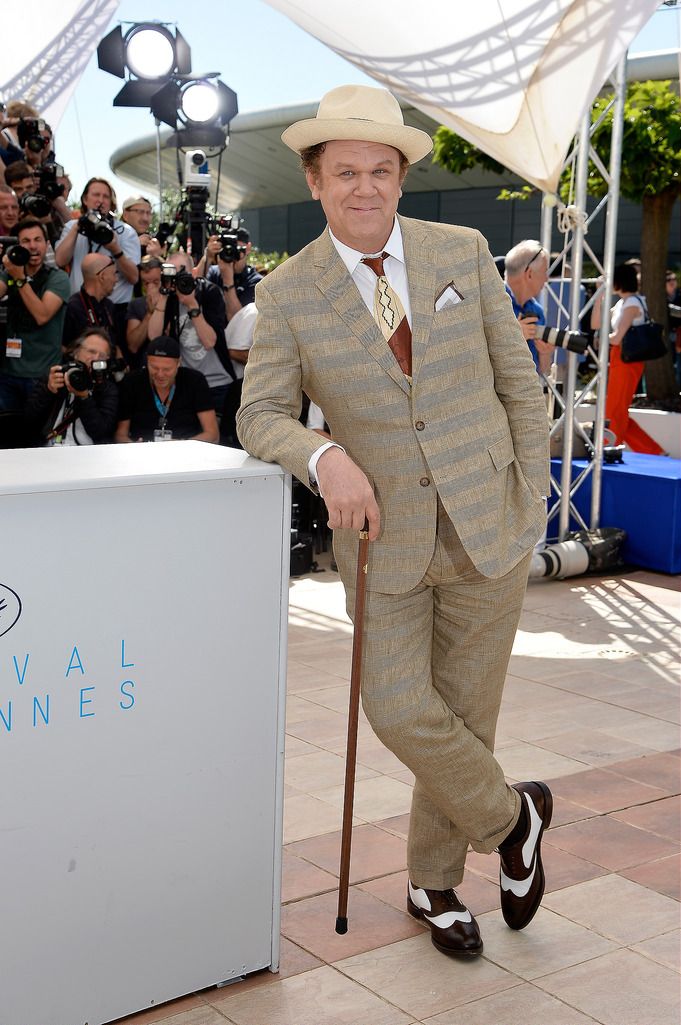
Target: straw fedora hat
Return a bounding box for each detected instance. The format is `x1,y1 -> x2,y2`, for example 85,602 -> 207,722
281,85 -> 433,164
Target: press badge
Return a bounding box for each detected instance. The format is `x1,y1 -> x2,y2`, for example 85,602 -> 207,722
6,337 -> 22,358
153,428 -> 173,442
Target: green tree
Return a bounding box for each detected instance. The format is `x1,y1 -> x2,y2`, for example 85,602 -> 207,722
433,80 -> 681,401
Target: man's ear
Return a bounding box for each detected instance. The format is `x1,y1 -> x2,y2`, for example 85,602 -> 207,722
305,169 -> 321,201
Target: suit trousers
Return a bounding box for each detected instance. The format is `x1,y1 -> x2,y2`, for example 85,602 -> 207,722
345,500 -> 530,890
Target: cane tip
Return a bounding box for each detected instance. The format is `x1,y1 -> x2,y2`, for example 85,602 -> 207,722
335,916 -> 348,934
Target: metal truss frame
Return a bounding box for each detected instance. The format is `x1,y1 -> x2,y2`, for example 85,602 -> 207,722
539,55 -> 627,541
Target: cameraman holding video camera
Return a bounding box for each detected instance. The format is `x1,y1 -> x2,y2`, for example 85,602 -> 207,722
55,177 -> 140,357
24,326 -> 118,445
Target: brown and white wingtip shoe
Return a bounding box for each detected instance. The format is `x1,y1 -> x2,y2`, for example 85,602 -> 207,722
498,780 -> 553,930
407,881 -> 483,957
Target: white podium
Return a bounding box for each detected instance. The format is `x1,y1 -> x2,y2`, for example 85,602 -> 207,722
0,443 -> 291,1025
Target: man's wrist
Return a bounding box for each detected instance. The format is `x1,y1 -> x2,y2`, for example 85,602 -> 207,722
308,442 -> 345,496
222,284 -> 235,292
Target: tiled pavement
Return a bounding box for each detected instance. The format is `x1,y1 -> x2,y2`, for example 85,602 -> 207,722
120,559 -> 680,1025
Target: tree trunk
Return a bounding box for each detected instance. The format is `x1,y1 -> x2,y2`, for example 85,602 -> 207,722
639,187 -> 680,404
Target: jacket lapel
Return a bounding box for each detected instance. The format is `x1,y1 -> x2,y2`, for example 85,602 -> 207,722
400,215 -> 437,384
312,230 -> 411,396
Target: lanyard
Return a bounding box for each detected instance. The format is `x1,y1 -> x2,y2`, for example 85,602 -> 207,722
153,384 -> 175,420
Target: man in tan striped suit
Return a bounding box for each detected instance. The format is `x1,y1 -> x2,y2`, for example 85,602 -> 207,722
237,86 -> 553,958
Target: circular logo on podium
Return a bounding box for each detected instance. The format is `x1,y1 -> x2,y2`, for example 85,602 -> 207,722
0,583 -> 22,638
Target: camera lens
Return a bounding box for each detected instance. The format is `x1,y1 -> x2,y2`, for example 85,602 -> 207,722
6,244 -> 30,267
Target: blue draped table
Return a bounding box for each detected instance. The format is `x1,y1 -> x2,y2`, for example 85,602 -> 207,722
549,454 -> 681,574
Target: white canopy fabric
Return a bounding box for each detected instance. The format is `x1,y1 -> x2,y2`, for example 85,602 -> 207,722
265,0 -> 661,193
0,0 -> 119,131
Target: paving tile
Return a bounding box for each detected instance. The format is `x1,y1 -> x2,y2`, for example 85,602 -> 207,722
283,793 -> 344,844
202,938 -> 322,1004
543,874 -> 680,944
286,823 -> 407,883
545,813 -> 680,871
535,947 -> 680,1025
115,995 -> 209,1025
422,981 -> 597,1024
606,752 -> 681,794
207,964 -> 413,1025
281,850 -> 337,903
374,813 -> 411,840
280,886 -> 423,963
533,727 -> 655,766
476,907 -> 617,980
355,737 -> 407,774
611,794 -> 681,841
496,741 -> 589,780
621,852 -> 681,900
599,717 -> 681,754
284,735 -> 320,758
549,794 -> 599,827
542,842 -> 609,892
311,775 -> 414,821
545,766 -> 669,813
631,929 -> 681,974
335,933 -> 520,1018
285,749 -> 377,792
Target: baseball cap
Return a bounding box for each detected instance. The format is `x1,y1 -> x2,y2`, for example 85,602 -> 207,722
123,195 -> 151,212
147,335 -> 180,359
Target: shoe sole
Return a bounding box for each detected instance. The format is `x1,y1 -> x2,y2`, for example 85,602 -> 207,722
505,780 -> 553,931
407,896 -> 483,957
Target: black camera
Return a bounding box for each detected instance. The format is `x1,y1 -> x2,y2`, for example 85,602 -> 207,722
59,360 -> 91,393
520,317 -> 588,355
160,263 -> 196,295
155,221 -> 175,246
218,231 -> 246,263
19,193 -> 51,218
90,357 -> 125,385
2,242 -> 30,267
78,209 -> 115,245
38,162 -> 65,201
17,117 -> 47,154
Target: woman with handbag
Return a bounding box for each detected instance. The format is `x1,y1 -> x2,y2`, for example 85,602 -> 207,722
591,263 -> 665,454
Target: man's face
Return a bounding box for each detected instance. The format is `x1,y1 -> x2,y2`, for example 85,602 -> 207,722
141,267 -> 162,293
17,226 -> 47,271
525,252 -> 549,299
124,202 -> 152,235
306,140 -> 404,253
666,275 -> 677,297
0,193 -> 19,230
10,175 -> 36,200
147,355 -> 179,391
75,334 -> 110,368
84,182 -> 113,214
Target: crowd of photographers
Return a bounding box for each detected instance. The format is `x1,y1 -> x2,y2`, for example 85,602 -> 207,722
0,99 -> 263,449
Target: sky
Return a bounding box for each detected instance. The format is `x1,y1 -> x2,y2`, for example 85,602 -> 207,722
53,0 -> 679,208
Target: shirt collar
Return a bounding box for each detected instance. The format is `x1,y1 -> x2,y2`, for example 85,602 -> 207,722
328,219 -> 405,275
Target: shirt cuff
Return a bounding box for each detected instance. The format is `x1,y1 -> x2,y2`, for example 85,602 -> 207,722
308,441 -> 344,496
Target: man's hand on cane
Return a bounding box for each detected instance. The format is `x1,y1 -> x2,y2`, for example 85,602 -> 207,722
316,446 -> 381,540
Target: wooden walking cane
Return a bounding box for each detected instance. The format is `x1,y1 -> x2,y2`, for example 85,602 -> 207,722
335,519 -> 370,934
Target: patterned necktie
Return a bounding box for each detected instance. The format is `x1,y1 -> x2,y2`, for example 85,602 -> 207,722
361,253 -> 412,378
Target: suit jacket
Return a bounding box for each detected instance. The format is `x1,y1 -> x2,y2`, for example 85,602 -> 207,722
237,216 -> 550,592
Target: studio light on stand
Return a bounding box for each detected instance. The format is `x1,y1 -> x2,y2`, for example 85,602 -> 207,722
97,22 -> 193,221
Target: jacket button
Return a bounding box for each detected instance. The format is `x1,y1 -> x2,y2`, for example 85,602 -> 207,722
415,420 -> 425,430
419,477 -> 430,487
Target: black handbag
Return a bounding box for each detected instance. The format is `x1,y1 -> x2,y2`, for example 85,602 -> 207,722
620,297 -> 667,363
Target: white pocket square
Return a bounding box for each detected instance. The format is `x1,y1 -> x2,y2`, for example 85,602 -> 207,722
435,283 -> 465,312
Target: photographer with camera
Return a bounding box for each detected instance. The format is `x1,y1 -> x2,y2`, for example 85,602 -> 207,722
504,241 -> 555,376
55,177 -> 140,354
200,226 -> 261,322
62,252 -> 118,351
0,218 -> 70,414
125,255 -> 164,368
5,158 -> 72,238
121,195 -> 168,261
146,252 -> 230,411
24,326 -> 118,445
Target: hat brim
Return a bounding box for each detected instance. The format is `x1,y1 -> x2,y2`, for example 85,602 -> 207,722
281,118 -> 433,165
